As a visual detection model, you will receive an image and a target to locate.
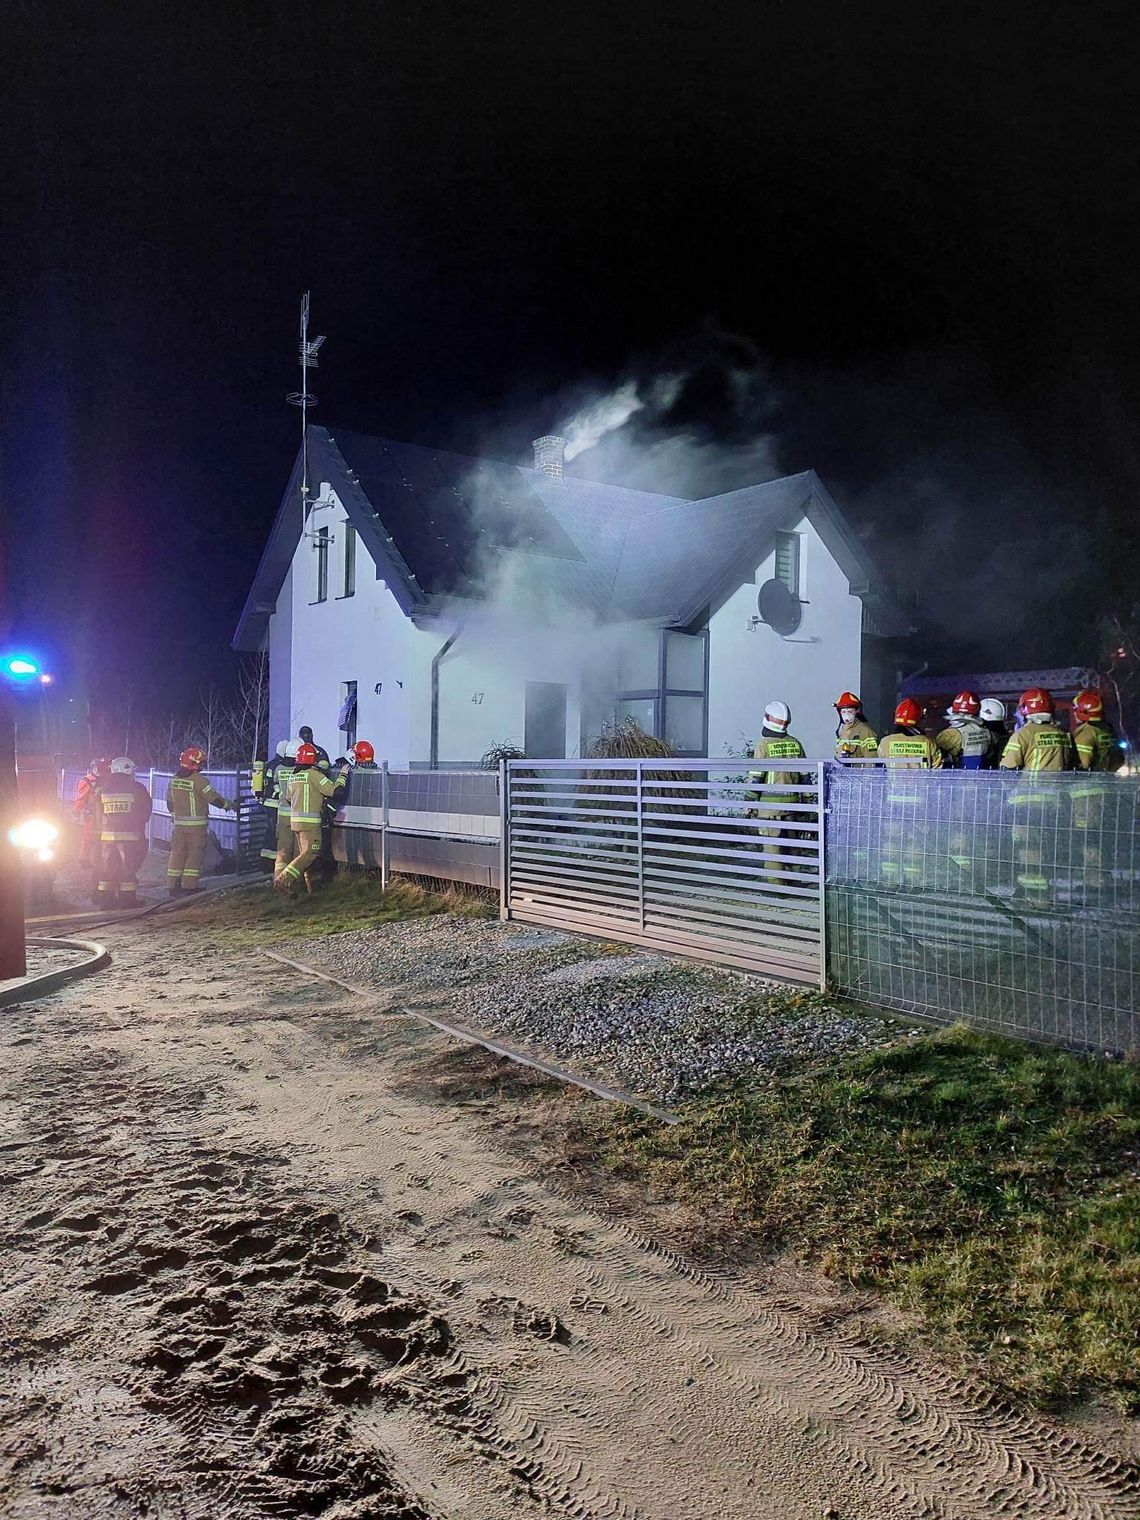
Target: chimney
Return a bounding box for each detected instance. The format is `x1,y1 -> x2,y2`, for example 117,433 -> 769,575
531,435 -> 566,480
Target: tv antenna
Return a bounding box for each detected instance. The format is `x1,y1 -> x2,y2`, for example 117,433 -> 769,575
287,292 -> 326,511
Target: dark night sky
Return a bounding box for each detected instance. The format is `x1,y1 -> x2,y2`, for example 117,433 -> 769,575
4,2 -> 1139,722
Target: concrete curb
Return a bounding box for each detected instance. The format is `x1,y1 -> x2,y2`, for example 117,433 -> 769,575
0,937 -> 111,1009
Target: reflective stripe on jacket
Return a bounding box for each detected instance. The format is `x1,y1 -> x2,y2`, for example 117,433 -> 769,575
999,721 -> 1074,803
99,778 -> 153,842
748,734 -> 807,806
835,719 -> 877,760
274,764 -> 295,817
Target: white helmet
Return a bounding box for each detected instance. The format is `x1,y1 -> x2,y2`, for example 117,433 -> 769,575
980,698 -> 1007,723
285,740 -> 300,759
110,756 -> 136,775
763,701 -> 791,730
275,739 -> 289,758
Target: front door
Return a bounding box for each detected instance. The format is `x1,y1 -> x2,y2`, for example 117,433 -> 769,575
524,682 -> 567,758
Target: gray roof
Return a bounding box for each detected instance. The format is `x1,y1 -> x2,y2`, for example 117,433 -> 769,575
233,426 -> 909,650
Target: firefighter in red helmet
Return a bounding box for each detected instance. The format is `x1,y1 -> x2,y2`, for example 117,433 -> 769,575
877,698 -> 941,887
833,691 -> 877,761
275,742 -> 348,896
999,689 -> 1075,904
1069,688 -> 1123,889
936,691 -> 994,770
165,747 -> 237,897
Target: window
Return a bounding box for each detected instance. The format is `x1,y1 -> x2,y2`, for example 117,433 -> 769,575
338,681 -> 358,749
314,525 -> 329,603
617,697 -> 657,735
611,627 -> 708,755
774,530 -> 800,597
663,694 -> 705,752
341,522 -> 356,598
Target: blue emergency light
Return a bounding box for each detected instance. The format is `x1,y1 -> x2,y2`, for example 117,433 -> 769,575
2,655 -> 40,682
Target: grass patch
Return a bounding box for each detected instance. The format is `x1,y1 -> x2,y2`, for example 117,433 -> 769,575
177,872 -> 495,945
583,1024 -> 1140,1414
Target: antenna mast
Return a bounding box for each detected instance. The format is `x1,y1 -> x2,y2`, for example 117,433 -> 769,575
287,292 -> 326,513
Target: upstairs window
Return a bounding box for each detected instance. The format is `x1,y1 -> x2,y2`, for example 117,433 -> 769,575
314,525 -> 329,603
341,522 -> 356,598
774,530 -> 800,597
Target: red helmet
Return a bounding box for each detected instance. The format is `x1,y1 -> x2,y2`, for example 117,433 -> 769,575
894,697 -> 922,727
352,740 -> 375,764
295,742 -> 318,767
950,690 -> 980,717
834,691 -> 861,711
1019,687 -> 1054,718
1073,688 -> 1104,721
180,746 -> 207,771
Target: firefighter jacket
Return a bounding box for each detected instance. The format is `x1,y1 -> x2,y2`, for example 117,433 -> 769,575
935,718 -> 993,770
286,764 -> 345,830
166,769 -> 232,828
1000,720 -> 1074,807
878,730 -> 942,769
272,763 -> 295,818
1072,721 -> 1123,774
98,776 -> 153,843
835,719 -> 877,760
72,771 -> 99,819
748,732 -> 807,807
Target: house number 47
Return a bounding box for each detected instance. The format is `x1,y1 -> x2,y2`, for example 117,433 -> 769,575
471,691 -> 484,704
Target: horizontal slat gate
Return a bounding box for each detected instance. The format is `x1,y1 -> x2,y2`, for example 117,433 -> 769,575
502,759 -> 825,985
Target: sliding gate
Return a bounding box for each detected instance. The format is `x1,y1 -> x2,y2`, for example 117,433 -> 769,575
501,758 -> 826,985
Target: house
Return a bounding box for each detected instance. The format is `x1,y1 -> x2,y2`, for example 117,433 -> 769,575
232,427 -> 910,764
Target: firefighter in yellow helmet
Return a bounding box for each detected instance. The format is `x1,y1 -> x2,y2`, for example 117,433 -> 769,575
999,688 -> 1075,904
274,743 -> 348,896
877,698 -> 941,887
1069,688 -> 1123,890
95,758 -> 152,908
747,701 -> 808,887
833,691 -> 877,761
166,747 -> 237,897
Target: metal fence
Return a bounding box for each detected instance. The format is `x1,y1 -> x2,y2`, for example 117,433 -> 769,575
501,759 -> 826,983
332,767 -> 500,887
826,768 -> 1139,1054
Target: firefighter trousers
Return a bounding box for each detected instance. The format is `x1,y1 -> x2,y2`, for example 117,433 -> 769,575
279,827 -> 321,887
168,825 -> 207,889
273,812 -> 295,876
98,839 -> 146,905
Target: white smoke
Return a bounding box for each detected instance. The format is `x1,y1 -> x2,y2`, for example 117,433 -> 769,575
561,374 -> 684,462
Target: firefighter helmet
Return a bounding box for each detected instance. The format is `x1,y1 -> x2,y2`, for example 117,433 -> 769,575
834,691 -> 861,712
1073,688 -> 1105,721
352,740 -> 376,764
950,690 -> 981,717
110,756 -> 136,775
1019,687 -> 1054,718
894,697 -> 923,727
980,698 -> 1007,723
180,746 -> 207,772
275,739 -> 289,758
295,742 -> 319,767
90,756 -> 111,776
285,740 -> 300,759
763,701 -> 791,731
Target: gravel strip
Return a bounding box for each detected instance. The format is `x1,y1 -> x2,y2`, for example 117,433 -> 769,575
292,916 -> 914,1105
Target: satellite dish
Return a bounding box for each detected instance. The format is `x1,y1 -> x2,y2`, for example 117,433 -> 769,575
757,579 -> 803,636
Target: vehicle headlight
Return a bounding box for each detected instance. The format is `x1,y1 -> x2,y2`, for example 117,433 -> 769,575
8,819 -> 60,851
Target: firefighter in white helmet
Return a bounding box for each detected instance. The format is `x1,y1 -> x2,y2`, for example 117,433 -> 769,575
747,701 -> 808,887
95,758 -> 152,909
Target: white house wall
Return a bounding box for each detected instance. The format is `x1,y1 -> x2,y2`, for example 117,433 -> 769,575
707,515 -> 864,760
276,488 -> 420,766
267,561 -> 293,749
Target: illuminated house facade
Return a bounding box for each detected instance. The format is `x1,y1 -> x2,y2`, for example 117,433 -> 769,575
233,428 -> 909,764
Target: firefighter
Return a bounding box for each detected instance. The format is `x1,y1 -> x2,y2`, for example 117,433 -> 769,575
747,702 -> 808,887
999,688 -> 1075,904
274,742 -> 348,895
979,698 -> 1009,765
165,747 -> 237,897
349,740 -> 377,769
1069,688 -> 1123,890
833,692 -> 877,761
256,740 -> 289,869
72,757 -> 109,867
877,698 -> 941,887
935,691 -> 994,770
272,741 -> 300,879
95,758 -> 152,908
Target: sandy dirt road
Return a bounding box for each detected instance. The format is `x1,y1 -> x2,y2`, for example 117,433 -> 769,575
1,914 -> 1137,1520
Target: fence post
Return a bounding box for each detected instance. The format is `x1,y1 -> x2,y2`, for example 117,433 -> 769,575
636,760 -> 645,930
380,761 -> 390,891
148,767 -> 156,851
499,759 -> 509,921
817,761 -> 828,991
